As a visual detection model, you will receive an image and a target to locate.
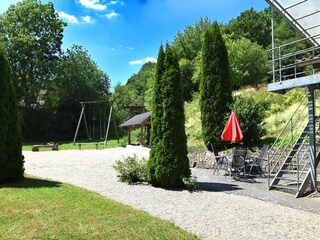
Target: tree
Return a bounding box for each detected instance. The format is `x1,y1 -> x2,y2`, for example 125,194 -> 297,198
173,17 -> 214,101
0,44 -> 24,183
147,45 -> 165,185
225,8 -> 271,48
126,62 -> 156,103
45,45 -> 110,140
226,37 -> 269,89
200,23 -> 232,149
0,0 -> 66,139
147,44 -> 190,188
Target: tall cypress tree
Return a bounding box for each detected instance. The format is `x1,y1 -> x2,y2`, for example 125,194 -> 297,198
200,23 -> 232,149
0,44 -> 24,183
147,43 -> 190,188
147,45 -> 165,184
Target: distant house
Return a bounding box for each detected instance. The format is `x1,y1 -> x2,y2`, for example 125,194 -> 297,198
120,111 -> 151,145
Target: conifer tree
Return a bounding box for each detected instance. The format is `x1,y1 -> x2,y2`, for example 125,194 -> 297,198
0,44 -> 24,182
147,45 -> 165,184
147,44 -> 190,188
200,23 -> 232,149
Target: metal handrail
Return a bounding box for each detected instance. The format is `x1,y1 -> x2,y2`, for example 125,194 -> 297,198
268,93 -> 308,175
269,92 -> 308,151
268,33 -> 320,83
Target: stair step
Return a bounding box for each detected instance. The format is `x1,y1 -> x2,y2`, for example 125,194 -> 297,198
283,163 -> 307,166
275,176 -> 304,181
279,169 -> 309,174
271,184 -> 300,191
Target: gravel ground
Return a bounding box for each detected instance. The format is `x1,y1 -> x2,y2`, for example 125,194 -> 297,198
23,146 -> 320,240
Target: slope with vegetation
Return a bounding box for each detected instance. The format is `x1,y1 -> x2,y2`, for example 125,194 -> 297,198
113,7 -> 310,151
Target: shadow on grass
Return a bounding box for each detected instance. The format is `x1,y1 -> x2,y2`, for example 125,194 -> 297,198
0,177 -> 62,189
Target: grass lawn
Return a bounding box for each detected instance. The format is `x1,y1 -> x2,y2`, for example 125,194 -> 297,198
0,177 -> 199,240
22,137 -> 127,151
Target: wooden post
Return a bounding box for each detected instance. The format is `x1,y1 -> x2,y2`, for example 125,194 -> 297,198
128,127 -> 131,145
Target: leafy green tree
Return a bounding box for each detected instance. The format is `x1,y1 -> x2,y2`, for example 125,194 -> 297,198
173,17 -> 214,101
45,45 -> 110,140
0,0 -> 66,139
225,7 -> 271,48
225,37 -> 269,89
126,62 -> 156,104
147,44 -> 190,188
200,23 -> 232,149
0,44 -> 24,183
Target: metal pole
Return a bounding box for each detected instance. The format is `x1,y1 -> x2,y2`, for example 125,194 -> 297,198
73,103 -> 86,145
271,5 -> 276,83
104,105 -> 113,147
307,87 -> 318,193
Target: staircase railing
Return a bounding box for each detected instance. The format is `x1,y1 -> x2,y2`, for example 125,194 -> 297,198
267,92 -> 308,175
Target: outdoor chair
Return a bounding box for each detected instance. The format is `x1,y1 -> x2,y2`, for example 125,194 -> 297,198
246,144 -> 269,176
211,143 -> 227,175
225,148 -> 247,178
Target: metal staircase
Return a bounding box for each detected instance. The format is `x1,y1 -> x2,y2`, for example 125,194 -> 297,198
267,93 -> 320,197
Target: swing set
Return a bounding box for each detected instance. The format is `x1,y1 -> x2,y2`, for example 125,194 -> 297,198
73,101 -> 118,147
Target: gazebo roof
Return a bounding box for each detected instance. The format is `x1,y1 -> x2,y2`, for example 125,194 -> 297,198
120,111 -> 151,127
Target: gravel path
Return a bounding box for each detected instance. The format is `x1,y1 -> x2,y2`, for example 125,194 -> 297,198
23,146 -> 320,240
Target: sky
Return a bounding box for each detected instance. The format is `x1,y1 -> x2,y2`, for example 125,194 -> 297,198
0,0 -> 269,90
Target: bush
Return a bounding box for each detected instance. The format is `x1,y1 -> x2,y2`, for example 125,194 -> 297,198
230,95 -> 266,147
113,155 -> 148,184
182,176 -> 198,191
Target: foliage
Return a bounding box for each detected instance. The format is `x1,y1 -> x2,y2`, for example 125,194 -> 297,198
147,44 -> 190,188
225,7 -> 271,48
230,96 -> 267,147
173,17 -> 213,61
173,17 -> 213,101
113,155 -> 148,184
127,62 -> 156,108
225,37 -> 269,89
147,45 -> 165,185
0,0 -> 66,140
0,178 -> 198,240
44,45 -> 110,140
182,176 -> 198,191
200,23 -> 232,150
0,44 -> 24,183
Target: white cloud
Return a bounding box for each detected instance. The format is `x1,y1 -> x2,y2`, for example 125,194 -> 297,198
129,57 -> 157,65
79,0 -> 107,11
58,11 -> 79,24
82,15 -> 94,23
105,11 -> 120,19
108,1 -> 124,5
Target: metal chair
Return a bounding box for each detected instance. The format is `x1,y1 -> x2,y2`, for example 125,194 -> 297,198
211,143 -> 227,175
246,144 -> 269,176
225,148 -> 247,178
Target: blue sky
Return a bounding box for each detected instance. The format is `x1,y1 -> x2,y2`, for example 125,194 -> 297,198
0,0 -> 269,89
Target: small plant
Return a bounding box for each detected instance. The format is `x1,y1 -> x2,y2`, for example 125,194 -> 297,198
113,155 -> 148,184
182,176 -> 198,191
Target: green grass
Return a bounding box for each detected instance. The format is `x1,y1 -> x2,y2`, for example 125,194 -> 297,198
0,177 -> 199,240
22,137 -> 127,151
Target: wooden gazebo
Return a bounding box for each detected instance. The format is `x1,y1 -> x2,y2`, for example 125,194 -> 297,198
120,112 -> 151,145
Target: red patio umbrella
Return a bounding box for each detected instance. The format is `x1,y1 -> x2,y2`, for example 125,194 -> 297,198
221,112 -> 243,142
